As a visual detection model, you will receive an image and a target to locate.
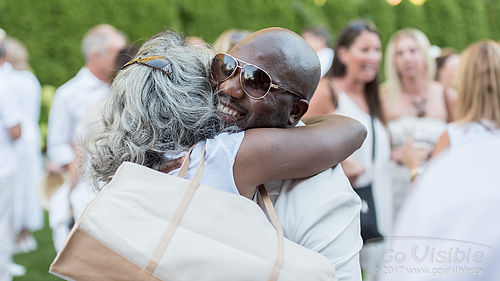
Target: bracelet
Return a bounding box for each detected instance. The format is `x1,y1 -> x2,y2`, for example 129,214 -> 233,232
409,166 -> 424,180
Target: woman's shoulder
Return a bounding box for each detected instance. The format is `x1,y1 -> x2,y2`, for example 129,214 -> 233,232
429,81 -> 456,100
204,131 -> 245,154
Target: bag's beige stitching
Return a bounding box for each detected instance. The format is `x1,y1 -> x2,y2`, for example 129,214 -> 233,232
146,144 -> 206,273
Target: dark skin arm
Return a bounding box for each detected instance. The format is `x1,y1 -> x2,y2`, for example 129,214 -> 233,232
160,114 -> 366,199
234,114 -> 366,198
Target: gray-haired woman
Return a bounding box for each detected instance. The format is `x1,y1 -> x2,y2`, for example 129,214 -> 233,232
85,30 -> 365,199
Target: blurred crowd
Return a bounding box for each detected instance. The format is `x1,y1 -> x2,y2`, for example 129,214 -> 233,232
0,19 -> 499,281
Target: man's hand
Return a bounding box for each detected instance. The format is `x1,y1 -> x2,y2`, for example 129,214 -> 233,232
46,162 -> 65,177
391,137 -> 431,169
8,124 -> 21,140
159,157 -> 185,174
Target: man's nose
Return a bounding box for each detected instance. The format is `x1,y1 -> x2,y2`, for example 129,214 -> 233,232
219,72 -> 245,100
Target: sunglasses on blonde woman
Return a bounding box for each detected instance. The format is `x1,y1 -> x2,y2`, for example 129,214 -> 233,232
211,53 -> 305,100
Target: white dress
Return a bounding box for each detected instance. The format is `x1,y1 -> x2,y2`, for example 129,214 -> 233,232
10,67 -> 44,233
335,92 -> 393,236
335,92 -> 392,280
166,131 -> 244,195
387,117 -> 446,216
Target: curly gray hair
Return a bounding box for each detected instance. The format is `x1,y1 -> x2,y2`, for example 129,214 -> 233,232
84,30 -> 227,187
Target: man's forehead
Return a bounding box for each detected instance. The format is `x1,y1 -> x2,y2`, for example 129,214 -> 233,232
230,47 -> 271,66
229,30 -> 291,61
229,38 -> 289,72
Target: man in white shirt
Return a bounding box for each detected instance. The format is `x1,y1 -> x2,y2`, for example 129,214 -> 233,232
158,28 -> 363,281
47,24 -> 126,251
0,31 -> 23,281
217,28 -> 363,281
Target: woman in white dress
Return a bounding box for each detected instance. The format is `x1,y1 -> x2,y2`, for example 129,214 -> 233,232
5,37 -> 44,253
306,20 -> 392,280
382,28 -> 457,216
433,40 -> 500,156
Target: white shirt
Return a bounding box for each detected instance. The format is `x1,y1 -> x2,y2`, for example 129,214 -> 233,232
6,66 -> 43,152
448,120 -> 500,149
0,73 -> 22,176
47,67 -> 109,166
167,130 -> 363,281
379,136 -> 500,281
260,166 -> 363,281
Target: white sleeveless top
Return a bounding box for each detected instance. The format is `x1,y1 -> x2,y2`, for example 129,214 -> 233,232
447,120 -> 500,148
166,132 -> 245,195
388,117 -> 446,149
335,92 -> 393,235
388,116 -> 447,216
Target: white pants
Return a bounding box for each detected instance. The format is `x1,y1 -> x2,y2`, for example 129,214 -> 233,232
0,173 -> 16,281
49,180 -> 91,252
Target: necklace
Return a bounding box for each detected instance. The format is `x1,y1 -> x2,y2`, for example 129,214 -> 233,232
410,96 -> 427,117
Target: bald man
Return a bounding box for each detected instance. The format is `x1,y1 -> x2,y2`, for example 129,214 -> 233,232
216,28 -> 363,281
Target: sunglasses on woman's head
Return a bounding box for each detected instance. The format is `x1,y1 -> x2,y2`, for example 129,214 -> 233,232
210,53 -> 305,100
122,56 -> 173,79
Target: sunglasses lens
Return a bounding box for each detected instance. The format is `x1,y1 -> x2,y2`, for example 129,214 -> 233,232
212,54 -> 237,82
146,59 -> 169,69
241,65 -> 271,98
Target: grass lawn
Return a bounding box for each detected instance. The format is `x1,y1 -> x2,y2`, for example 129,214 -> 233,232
13,212 -> 61,281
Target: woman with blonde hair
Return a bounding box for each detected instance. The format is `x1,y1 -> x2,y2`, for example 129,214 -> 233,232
382,28 -> 456,215
304,20 -> 391,281
433,40 -> 500,156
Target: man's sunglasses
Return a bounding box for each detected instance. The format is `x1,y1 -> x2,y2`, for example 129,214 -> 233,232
211,53 -> 305,100
122,55 -> 173,79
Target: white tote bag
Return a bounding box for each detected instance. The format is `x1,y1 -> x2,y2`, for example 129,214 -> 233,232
50,145 -> 337,281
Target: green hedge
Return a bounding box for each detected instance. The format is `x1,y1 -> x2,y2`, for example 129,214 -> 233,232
1,0 -> 497,87
455,0 -> 489,43
486,0 -> 500,40
424,0 -> 466,50
1,0 -> 499,150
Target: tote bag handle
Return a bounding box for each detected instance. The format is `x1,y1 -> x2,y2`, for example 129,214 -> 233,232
146,145 -> 285,281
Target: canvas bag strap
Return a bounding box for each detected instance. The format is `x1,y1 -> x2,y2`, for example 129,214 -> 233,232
259,185 -> 285,281
145,144 -> 206,273
177,145 -> 196,178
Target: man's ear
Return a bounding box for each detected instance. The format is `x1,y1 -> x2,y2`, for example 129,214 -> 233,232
288,99 -> 310,126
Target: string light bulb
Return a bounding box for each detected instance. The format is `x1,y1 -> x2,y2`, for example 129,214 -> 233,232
409,0 -> 426,6
386,0 -> 402,6
314,0 -> 327,7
